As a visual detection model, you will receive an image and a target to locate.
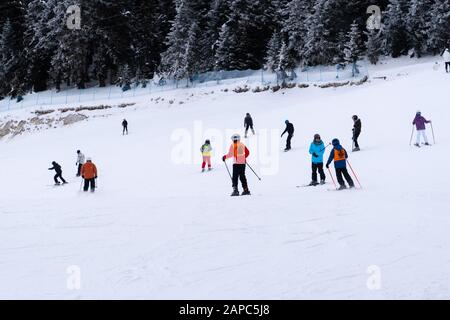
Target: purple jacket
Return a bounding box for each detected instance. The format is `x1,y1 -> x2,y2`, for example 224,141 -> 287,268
413,115 -> 430,130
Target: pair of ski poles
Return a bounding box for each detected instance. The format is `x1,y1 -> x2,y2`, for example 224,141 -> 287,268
409,123 -> 435,145
224,161 -> 261,182
326,160 -> 362,190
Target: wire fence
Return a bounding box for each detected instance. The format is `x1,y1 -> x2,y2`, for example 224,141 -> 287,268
0,61 -> 369,113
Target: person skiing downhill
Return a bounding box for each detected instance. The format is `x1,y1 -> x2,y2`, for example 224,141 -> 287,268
244,113 -> 255,138
48,161 -> 67,185
281,120 -> 294,151
222,134 -> 251,196
308,134 -> 327,186
81,157 -> 97,192
352,115 -> 362,152
200,139 -> 212,172
76,150 -> 85,177
443,48 -> 450,73
326,139 -> 355,190
122,119 -> 128,135
412,111 -> 432,147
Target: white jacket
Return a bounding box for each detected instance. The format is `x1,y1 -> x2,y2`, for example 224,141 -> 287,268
443,50 -> 450,63
76,152 -> 85,165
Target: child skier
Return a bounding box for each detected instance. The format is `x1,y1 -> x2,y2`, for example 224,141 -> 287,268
222,134 -> 251,196
443,48 -> 450,73
200,140 -> 212,172
326,139 -> 355,190
76,150 -> 85,177
244,113 -> 255,138
412,111 -> 432,147
81,157 -> 98,192
308,134 -> 327,186
48,161 -> 67,185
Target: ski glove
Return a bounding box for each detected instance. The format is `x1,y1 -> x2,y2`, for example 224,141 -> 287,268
313,153 -> 318,158
325,164 -> 329,169
222,155 -> 226,162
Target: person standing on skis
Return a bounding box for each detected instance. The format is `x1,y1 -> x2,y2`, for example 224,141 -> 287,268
326,139 -> 354,190
222,134 -> 251,196
412,111 -> 431,147
244,113 -> 255,138
76,150 -> 85,177
122,119 -> 128,135
200,139 -> 212,172
281,120 -> 294,151
81,157 -> 98,192
48,161 -> 67,185
442,48 -> 450,73
352,115 -> 362,152
308,134 -> 327,186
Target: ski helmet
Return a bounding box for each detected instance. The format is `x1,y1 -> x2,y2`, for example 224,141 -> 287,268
332,138 -> 340,146
285,120 -> 289,124
231,134 -> 241,141
205,139 -> 210,144
86,157 -> 92,161
314,134 -> 321,140
77,150 -> 80,153
416,110 -> 421,116
352,115 -> 358,121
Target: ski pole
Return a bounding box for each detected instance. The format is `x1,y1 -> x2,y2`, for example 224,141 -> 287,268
409,125 -> 414,146
346,160 -> 362,189
79,178 -> 83,191
224,161 -> 232,182
246,162 -> 262,181
431,122 -> 435,144
327,167 -> 337,190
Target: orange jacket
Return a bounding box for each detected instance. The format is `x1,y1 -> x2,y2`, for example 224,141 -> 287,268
224,142 -> 249,164
81,162 -> 97,179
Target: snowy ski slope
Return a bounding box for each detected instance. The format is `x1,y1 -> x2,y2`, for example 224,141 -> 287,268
0,57 -> 449,299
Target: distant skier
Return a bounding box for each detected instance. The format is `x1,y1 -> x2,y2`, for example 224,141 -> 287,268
244,113 -> 255,138
443,48 -> 450,73
122,119 -> 128,135
352,115 -> 362,152
76,150 -> 85,177
308,134 -> 327,186
48,161 -> 67,185
281,120 -> 294,151
222,134 -> 251,196
412,111 -> 431,147
81,157 -> 98,192
326,139 -> 355,190
200,139 -> 212,172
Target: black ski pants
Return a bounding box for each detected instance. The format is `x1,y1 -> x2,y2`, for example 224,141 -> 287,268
123,126 -> 128,135
84,178 -> 96,192
335,168 -> 354,187
446,62 -> 450,73
312,163 -> 326,182
286,133 -> 293,149
232,164 -> 248,190
54,172 -> 66,184
77,164 -> 82,176
353,130 -> 361,148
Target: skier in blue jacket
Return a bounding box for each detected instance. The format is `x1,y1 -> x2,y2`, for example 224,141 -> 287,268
326,138 -> 355,190
308,134 -> 327,186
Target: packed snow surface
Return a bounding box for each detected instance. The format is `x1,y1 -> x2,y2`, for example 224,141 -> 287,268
1,57 -> 449,299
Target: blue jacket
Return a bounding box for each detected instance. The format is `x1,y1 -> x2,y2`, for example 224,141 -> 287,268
326,144 -> 348,169
309,141 -> 325,164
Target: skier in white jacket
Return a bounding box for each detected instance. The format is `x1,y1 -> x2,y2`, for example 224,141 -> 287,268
443,48 -> 450,73
76,150 -> 85,177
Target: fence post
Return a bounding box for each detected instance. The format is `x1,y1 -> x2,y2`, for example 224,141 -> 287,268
50,90 -> 53,104
65,90 -> 68,104
36,92 -> 39,105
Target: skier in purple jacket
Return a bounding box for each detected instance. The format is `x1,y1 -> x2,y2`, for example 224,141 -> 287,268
412,111 -> 431,147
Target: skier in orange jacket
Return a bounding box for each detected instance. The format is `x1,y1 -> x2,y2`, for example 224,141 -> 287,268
81,157 -> 98,192
222,134 -> 250,196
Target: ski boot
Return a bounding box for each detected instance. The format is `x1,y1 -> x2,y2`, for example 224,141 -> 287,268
349,184 -> 355,189
284,148 -> 291,152
425,142 -> 430,146
241,189 -> 251,196
414,143 -> 420,147
208,167 -> 212,171
338,185 -> 347,190
309,181 -> 319,186
352,147 -> 360,152
201,168 -> 205,173
231,188 -> 240,197
320,180 -> 326,185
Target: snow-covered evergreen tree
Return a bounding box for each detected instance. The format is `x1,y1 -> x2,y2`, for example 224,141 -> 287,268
365,30 -> 383,65
383,0 -> 411,57
427,0 -> 450,54
344,21 -> 363,64
407,0 -> 433,57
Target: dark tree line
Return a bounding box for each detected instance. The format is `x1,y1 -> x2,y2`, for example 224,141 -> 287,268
1,0 -> 449,99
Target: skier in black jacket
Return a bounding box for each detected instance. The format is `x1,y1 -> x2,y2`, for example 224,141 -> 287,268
122,119 -> 128,135
281,120 -> 294,151
48,161 -> 67,185
352,115 -> 362,151
244,113 -> 255,138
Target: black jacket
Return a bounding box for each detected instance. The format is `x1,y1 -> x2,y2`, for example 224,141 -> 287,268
122,120 -> 128,127
282,123 -> 294,136
353,119 -> 361,134
244,116 -> 253,126
49,162 -> 62,174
